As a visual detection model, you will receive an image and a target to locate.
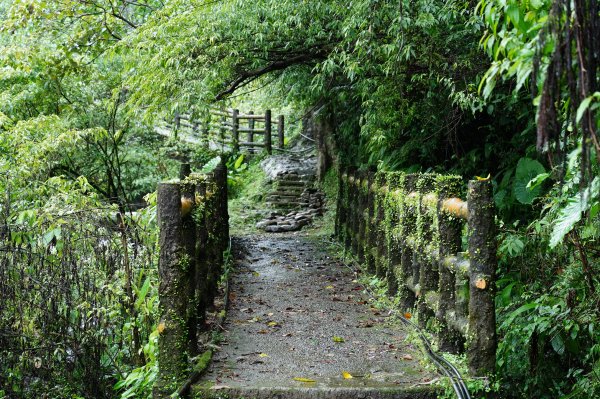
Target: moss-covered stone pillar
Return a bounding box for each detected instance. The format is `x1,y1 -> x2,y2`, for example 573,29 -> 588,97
365,171 -> 376,274
334,170 -> 345,240
416,174 -> 436,328
466,180 -> 497,375
385,173 -> 403,296
155,183 -> 188,397
374,173 -> 388,279
350,173 -> 361,255
180,182 -> 198,356
436,176 -> 463,353
399,174 -> 418,310
357,171 -> 368,262
194,181 -> 208,330
344,172 -> 356,251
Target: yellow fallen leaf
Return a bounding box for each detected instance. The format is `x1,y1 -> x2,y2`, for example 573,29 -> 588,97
293,377 -> 316,383
475,173 -> 491,181
332,336 -> 345,343
258,353 -> 269,358
157,322 -> 165,333
325,285 -> 334,290
342,371 -> 353,379
267,321 -> 279,327
253,272 -> 260,277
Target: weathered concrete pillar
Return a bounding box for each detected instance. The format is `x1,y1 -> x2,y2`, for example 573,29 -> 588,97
277,115 -> 285,149
437,176 -> 463,353
247,111 -> 255,152
155,183 -> 188,396
264,110 -> 272,154
467,180 -> 497,375
232,109 -> 240,153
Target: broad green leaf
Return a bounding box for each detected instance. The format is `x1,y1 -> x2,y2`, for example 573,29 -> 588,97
513,158 -> 546,204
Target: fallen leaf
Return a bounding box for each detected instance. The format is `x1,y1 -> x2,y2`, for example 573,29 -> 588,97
258,353 -> 269,358
267,321 -> 279,327
402,354 -> 413,360
252,272 -> 260,277
332,336 -> 345,343
293,377 -> 316,383
157,322 -> 165,333
342,371 -> 353,379
475,173 -> 491,181
325,285 -> 334,290
403,312 -> 412,320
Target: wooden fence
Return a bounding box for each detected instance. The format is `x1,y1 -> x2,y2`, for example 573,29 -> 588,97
166,108 -> 285,154
155,161 -> 229,396
335,170 -> 497,375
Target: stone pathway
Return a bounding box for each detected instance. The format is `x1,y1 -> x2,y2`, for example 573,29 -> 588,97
193,234 -> 437,399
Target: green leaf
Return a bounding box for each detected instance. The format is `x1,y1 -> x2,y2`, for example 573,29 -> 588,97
576,96 -> 593,123
551,334 -> 565,356
501,302 -> 539,329
549,196 -> 584,248
513,158 -> 546,204
234,154 -> 244,170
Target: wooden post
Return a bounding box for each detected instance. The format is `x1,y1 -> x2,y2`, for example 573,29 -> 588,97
278,115 -> 285,149
174,112 -> 181,129
202,119 -> 210,149
173,112 -> 181,139
232,109 -> 239,153
467,179 -> 497,375
155,183 -> 188,396
247,111 -> 255,153
264,110 -> 272,154
179,163 -> 191,181
437,176 -> 463,353
219,114 -> 226,148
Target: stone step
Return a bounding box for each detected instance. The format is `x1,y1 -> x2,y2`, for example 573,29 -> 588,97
193,386 -> 437,399
274,180 -> 310,187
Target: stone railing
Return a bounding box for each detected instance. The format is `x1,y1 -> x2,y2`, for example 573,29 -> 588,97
335,170 -> 496,375
155,161 -> 229,396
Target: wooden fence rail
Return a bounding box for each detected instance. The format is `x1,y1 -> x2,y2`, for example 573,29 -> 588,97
335,170 -> 497,376
155,161 -> 229,397
167,108 -> 285,154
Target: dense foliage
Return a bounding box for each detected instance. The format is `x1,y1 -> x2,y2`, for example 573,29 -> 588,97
1,0 -> 598,398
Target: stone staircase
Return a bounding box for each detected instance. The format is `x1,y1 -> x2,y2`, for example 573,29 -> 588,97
256,167 -> 326,233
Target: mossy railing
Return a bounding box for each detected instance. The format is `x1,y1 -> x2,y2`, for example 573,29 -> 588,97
154,161 -> 229,397
335,170 -> 496,376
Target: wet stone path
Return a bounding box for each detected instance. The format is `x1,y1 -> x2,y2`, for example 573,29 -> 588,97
193,233 -> 437,399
